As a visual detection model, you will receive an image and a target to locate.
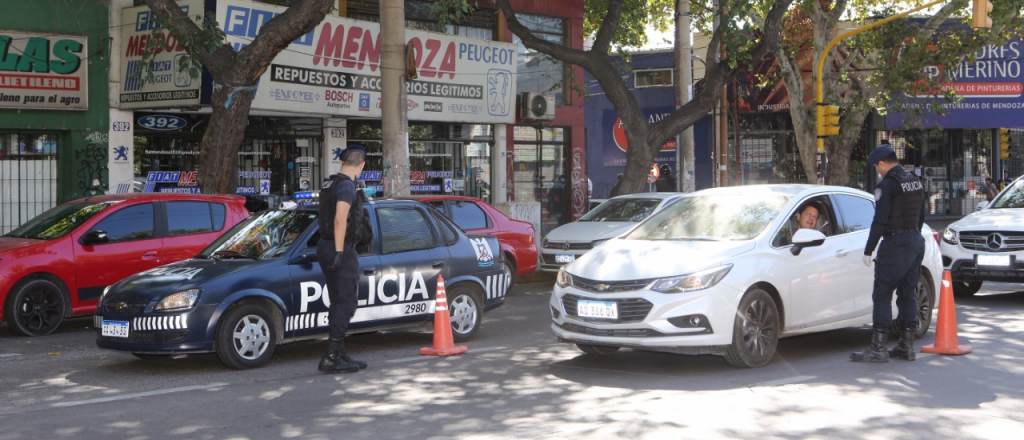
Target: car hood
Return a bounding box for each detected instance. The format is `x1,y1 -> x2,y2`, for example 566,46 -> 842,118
566,238 -> 756,281
545,221 -> 637,242
111,258 -> 260,297
0,236 -> 44,255
951,208 -> 1024,232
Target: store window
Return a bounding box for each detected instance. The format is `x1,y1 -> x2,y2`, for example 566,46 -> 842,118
513,14 -> 567,104
513,126 -> 567,236
635,69 -> 674,88
0,132 -> 59,234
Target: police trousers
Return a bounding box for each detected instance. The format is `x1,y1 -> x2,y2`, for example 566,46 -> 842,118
317,242 -> 359,340
871,232 -> 925,332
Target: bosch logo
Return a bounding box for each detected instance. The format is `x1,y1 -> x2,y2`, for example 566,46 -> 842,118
325,90 -> 354,102
987,233 -> 1004,250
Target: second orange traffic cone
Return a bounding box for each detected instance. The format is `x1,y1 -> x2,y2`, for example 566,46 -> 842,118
921,270 -> 972,355
420,275 -> 468,356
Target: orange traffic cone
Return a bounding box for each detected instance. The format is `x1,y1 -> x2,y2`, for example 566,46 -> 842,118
420,275 -> 468,356
921,270 -> 972,355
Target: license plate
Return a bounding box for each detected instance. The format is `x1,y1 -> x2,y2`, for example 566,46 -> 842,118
977,254 -> 1011,267
101,320 -> 130,338
555,254 -> 575,263
577,300 -> 618,319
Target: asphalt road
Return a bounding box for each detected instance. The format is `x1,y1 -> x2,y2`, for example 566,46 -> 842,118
1,280 -> 1022,440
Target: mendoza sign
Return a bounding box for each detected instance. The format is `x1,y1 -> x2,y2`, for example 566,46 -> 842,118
119,0 -> 203,109
217,0 -> 517,123
0,31 -> 88,110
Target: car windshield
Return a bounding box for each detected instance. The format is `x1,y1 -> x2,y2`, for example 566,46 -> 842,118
624,194 -> 790,241
990,179 -> 1024,208
579,198 -> 663,222
4,202 -> 112,240
198,210 -> 317,260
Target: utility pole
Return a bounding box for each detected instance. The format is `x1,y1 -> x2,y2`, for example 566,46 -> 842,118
675,0 -> 694,192
381,0 -> 410,196
714,0 -> 727,187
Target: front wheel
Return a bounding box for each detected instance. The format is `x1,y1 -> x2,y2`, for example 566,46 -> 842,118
215,304 -> 277,369
724,289 -> 780,368
447,286 -> 482,342
4,278 -> 66,336
952,280 -> 982,297
577,344 -> 620,355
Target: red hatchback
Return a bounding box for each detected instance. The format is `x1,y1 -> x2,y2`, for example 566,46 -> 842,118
1,193 -> 250,336
398,195 -> 537,286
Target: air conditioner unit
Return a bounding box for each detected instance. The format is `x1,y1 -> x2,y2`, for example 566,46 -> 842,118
520,92 -> 556,120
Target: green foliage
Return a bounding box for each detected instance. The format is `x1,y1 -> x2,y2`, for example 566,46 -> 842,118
137,10 -> 225,85
583,0 -> 674,49
429,0 -> 476,33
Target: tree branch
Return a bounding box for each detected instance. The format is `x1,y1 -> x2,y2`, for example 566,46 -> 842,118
495,0 -> 590,66
590,0 -> 624,53
236,0 -> 334,79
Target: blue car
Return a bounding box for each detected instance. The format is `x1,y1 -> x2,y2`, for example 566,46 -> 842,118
94,199 -> 509,369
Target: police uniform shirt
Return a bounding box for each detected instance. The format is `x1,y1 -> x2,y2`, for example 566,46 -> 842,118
864,164 -> 926,256
329,175 -> 361,279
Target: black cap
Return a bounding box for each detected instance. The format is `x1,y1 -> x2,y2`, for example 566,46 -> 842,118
867,145 -> 895,166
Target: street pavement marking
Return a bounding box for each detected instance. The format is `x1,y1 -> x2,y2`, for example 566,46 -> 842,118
0,353 -> 22,358
52,382 -> 229,408
386,346 -> 508,364
753,375 -> 817,387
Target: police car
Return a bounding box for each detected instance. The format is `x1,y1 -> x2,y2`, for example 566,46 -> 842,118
94,198 -> 509,369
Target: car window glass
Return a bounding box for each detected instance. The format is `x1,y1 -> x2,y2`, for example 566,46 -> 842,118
5,202 -> 111,240
773,196 -> 834,246
435,210 -> 461,245
428,201 -> 447,213
627,195 -> 788,240
211,203 -> 226,230
378,207 -> 436,253
992,178 -> 1024,208
450,201 -> 488,230
167,202 -> 213,236
93,203 -> 155,243
834,194 -> 875,234
580,198 -> 662,222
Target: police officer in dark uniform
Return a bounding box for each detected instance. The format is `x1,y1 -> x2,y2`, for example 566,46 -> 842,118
316,144 -> 367,374
851,144 -> 926,363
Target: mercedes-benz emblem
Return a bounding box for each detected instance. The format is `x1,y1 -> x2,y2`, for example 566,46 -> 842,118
563,242 -> 571,251
987,233 -> 1004,250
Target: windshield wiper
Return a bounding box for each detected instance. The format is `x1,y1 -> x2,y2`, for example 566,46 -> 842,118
212,250 -> 257,260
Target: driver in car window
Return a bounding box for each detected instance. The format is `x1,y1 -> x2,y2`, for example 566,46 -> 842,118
794,203 -> 819,233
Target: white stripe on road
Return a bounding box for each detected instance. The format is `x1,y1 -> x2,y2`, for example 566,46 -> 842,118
52,382 -> 228,408
0,353 -> 21,358
753,375 -> 816,387
386,346 -> 508,364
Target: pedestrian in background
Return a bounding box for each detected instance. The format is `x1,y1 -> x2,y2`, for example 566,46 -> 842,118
852,144 -> 926,363
986,177 -> 998,202
1000,169 -> 1013,191
609,173 -> 623,197
316,144 -> 368,374
655,164 -> 675,192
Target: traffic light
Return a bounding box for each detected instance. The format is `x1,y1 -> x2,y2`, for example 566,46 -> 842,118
999,128 -> 1011,160
817,104 -> 840,137
972,0 -> 993,29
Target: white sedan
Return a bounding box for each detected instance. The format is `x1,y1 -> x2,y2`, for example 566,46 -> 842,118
551,185 -> 943,367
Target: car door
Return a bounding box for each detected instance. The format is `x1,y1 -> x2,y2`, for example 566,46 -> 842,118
369,204 -> 449,324
73,202 -> 160,303
831,193 -> 878,317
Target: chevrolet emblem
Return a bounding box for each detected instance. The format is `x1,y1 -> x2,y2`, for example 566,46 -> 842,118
594,283 -> 609,291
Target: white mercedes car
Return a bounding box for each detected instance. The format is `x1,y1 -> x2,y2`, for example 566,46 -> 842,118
940,175 -> 1024,296
550,185 -> 943,367
540,193 -> 684,272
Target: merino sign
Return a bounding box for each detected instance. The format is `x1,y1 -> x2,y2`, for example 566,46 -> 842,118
0,32 -> 88,110
218,0 -> 517,123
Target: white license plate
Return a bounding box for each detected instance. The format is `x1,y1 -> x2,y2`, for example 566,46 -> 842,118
101,320 -> 130,338
577,300 -> 618,319
977,254 -> 1011,267
555,254 -> 575,263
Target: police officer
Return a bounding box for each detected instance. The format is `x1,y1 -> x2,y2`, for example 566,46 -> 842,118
851,144 -> 926,363
316,144 -> 367,374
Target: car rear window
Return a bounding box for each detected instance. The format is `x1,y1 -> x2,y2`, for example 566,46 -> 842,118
450,201 -> 488,230
378,207 -> 436,253
167,201 -> 215,236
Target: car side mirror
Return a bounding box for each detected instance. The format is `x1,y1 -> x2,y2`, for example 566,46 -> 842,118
289,248 -> 318,265
80,230 -> 109,246
790,229 -> 826,256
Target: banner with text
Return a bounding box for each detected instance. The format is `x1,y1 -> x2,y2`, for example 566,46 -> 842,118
119,0 -> 203,109
0,31 -> 88,110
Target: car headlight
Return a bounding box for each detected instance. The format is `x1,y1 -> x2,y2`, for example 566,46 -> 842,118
650,265 -> 732,293
556,267 -> 573,288
100,285 -> 112,302
155,288 -> 201,312
942,228 -> 958,245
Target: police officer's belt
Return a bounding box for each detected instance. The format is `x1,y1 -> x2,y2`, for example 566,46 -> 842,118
885,229 -> 917,236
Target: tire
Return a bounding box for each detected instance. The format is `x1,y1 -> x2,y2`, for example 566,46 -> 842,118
724,289 -> 780,368
447,285 -> 483,342
952,280 -> 982,297
4,278 -> 67,337
215,304 -> 277,369
502,258 -> 516,292
576,344 -> 620,355
890,271 -> 936,340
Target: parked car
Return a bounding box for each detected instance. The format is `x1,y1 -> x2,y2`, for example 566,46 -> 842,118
397,195 -> 537,287
539,193 -> 684,272
550,185 -> 942,367
0,193 -> 250,336
95,199 -> 508,369
940,175 -> 1024,296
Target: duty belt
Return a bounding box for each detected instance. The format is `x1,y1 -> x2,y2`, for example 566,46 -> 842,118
885,229 -> 917,236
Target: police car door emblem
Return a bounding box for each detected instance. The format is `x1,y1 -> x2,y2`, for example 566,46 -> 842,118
470,238 -> 495,267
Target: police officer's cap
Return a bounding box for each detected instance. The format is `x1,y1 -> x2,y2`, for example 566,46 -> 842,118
867,144 -> 895,166
341,143 -> 366,160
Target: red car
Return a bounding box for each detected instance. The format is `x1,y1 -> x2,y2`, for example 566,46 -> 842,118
1,193 -> 250,336
397,195 -> 537,287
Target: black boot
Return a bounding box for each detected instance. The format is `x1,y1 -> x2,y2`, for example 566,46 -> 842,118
888,328 -> 916,361
850,330 -> 889,363
318,338 -> 360,374
340,353 -> 367,370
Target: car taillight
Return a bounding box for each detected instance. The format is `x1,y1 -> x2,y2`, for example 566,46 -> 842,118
528,227 -> 535,244
931,228 -> 940,244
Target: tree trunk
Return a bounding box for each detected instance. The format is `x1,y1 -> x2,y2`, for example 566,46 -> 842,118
199,83 -> 256,194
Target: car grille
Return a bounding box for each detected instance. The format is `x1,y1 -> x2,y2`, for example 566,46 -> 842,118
572,276 -> 654,293
101,294 -> 150,315
557,321 -> 664,337
561,294 -> 652,323
543,240 -> 592,251
958,231 -> 1024,252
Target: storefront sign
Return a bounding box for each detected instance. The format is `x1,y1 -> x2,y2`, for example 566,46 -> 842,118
601,107 -> 678,167
159,186 -> 200,194
138,114 -> 188,130
411,184 -> 442,192
218,0 -> 516,123
119,0 -> 203,108
0,31 -> 88,110
236,186 -> 258,194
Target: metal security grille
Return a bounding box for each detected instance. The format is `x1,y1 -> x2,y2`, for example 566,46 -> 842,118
0,133 -> 59,234
727,131 -> 806,185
